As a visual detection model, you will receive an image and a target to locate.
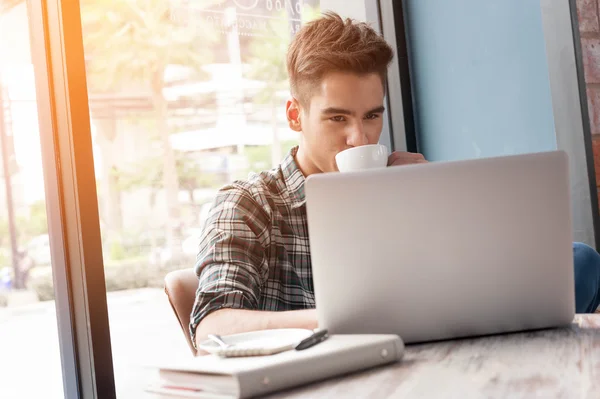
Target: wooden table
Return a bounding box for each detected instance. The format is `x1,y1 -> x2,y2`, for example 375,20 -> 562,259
267,315 -> 600,398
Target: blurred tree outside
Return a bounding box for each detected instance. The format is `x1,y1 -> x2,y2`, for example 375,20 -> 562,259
0,0 -> 21,13
115,150 -> 220,259
246,4 -> 320,168
0,217 -> 8,249
117,151 -> 220,205
1,1 -> 48,289
93,118 -> 123,243
177,153 -> 219,204
246,13 -> 289,168
0,200 -> 50,288
80,0 -> 222,258
1,0 -> 323,272
244,139 -> 298,174
16,200 -> 47,242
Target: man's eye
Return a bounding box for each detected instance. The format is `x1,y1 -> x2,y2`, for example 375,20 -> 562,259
365,113 -> 380,120
330,116 -> 346,122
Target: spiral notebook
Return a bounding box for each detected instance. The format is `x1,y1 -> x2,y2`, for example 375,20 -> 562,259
199,329 -> 316,357
146,333 -> 404,398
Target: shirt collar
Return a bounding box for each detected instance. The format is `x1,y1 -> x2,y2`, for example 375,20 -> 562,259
281,146 -> 306,209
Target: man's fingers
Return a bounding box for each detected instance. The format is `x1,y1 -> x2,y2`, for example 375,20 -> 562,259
388,151 -> 425,160
387,151 -> 427,165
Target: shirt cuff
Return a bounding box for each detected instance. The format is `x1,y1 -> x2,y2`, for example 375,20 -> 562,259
189,291 -> 256,351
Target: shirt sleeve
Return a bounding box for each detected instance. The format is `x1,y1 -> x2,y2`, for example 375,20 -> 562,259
189,186 -> 270,349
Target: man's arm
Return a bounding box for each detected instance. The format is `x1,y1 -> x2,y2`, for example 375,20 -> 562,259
194,308 -> 317,352
190,186 -> 311,352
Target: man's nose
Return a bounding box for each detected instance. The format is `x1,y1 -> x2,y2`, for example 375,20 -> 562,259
346,123 -> 369,147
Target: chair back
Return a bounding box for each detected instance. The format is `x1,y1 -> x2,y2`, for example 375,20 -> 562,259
164,268 -> 199,355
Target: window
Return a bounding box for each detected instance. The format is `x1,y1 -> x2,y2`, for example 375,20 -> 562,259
0,4 -> 64,398
79,0 -> 319,396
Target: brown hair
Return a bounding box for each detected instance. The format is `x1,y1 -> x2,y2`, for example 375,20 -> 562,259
287,11 -> 394,106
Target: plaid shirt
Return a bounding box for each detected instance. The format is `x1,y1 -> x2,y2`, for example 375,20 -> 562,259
189,146 -> 315,347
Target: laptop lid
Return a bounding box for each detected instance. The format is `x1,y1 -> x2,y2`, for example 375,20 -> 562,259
305,151 -> 574,343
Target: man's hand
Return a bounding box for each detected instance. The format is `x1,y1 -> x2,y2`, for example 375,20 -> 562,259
388,151 -> 428,167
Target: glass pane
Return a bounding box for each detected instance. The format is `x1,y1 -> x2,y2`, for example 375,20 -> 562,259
403,0 -> 556,162
79,0 -> 319,396
0,3 -> 64,399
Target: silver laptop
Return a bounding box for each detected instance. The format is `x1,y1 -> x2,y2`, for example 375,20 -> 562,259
305,150 -> 575,344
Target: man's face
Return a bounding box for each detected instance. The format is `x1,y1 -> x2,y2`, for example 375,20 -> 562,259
289,72 -> 385,174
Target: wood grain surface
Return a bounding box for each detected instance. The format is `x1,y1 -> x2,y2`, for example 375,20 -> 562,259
267,315 -> 600,399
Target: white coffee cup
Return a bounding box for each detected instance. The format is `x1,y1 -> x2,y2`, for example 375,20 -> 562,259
335,144 -> 389,172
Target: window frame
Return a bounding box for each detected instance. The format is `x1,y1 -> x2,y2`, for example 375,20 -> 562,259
540,0 -> 600,249
27,0 -> 116,397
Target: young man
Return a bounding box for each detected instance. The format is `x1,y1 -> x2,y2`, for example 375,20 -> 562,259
190,12 -> 600,351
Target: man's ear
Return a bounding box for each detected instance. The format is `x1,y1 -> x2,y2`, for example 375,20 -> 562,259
286,98 -> 302,132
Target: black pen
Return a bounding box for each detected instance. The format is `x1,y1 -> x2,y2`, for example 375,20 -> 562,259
295,329 -> 329,351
